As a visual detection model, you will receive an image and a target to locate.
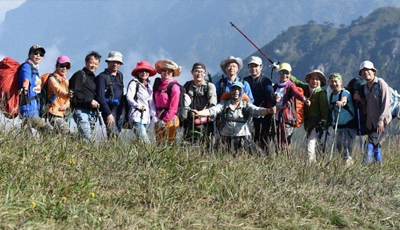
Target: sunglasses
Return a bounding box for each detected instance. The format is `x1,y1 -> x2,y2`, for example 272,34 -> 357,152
161,68 -> 173,74
279,70 -> 290,75
138,69 -> 150,74
58,63 -> 71,69
33,50 -> 45,57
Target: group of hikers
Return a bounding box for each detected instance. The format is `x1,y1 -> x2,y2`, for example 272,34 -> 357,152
8,44 -> 397,165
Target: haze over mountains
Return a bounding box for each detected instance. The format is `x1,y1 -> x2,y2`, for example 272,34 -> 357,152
1,0 -> 400,86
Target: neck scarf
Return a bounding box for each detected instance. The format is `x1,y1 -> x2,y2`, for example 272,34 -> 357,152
26,59 -> 39,70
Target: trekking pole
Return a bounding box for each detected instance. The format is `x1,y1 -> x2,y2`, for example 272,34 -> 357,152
281,120 -> 291,159
330,107 -> 341,160
96,108 -> 107,140
356,108 -> 362,150
134,108 -> 145,138
230,22 -> 275,64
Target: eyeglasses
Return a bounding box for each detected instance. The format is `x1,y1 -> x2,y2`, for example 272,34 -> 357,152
279,70 -> 290,75
161,68 -> 173,74
58,63 -> 71,69
33,50 -> 45,57
193,70 -> 205,75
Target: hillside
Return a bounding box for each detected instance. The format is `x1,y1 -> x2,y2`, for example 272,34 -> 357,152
235,7 -> 400,89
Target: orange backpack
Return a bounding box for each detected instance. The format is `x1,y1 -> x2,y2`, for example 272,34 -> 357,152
0,57 -> 21,118
293,87 -> 304,128
219,92 -> 251,102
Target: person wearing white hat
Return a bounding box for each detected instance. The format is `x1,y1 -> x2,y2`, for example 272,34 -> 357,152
215,55 -> 254,104
291,69 -> 329,163
95,51 -> 125,139
243,56 -> 274,152
354,60 -> 391,163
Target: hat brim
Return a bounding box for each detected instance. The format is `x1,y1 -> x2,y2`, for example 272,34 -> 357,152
106,58 -> 124,65
220,58 -> 243,74
305,71 -> 327,87
131,66 -> 157,77
358,68 -> 377,76
155,60 -> 181,77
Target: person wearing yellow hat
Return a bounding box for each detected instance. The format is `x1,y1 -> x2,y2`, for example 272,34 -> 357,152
291,69 -> 329,163
273,63 -> 310,154
328,72 -> 357,165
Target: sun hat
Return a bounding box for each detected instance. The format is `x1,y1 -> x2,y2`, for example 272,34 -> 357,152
305,70 -> 327,87
155,59 -> 181,77
105,51 -> 124,64
248,56 -> 262,66
279,63 -> 292,72
329,72 -> 342,80
56,55 -> 71,64
191,62 -> 206,71
28,45 -> 46,56
220,56 -> 243,74
131,61 -> 156,77
359,61 -> 377,76
231,81 -> 244,89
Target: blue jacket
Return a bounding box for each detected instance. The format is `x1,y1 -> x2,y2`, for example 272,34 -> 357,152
18,62 -> 40,117
215,77 -> 254,104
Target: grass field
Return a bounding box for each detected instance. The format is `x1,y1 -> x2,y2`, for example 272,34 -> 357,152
0,125 -> 399,229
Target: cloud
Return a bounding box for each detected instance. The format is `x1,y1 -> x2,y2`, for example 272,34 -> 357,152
0,1 -> 26,24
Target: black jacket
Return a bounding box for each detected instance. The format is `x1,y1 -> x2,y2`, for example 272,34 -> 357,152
69,67 -> 96,110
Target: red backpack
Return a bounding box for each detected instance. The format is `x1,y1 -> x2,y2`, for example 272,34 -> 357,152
0,57 -> 21,119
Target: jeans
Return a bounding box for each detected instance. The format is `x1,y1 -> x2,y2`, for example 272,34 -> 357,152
132,122 -> 149,143
73,109 -> 96,143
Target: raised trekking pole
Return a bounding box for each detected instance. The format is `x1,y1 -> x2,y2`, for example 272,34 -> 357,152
230,22 -> 275,64
330,107 -> 341,160
96,107 -> 107,140
230,22 -> 279,79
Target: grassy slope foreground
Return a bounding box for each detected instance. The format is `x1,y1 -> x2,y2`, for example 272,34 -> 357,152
0,127 -> 399,229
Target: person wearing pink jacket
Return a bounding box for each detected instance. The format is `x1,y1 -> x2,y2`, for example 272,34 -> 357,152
153,59 -> 182,142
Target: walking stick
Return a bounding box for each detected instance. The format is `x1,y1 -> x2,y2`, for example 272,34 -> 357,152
330,107 -> 341,160
356,108 -> 362,150
96,108 -> 107,140
281,120 -> 291,159
230,22 -> 279,79
134,108 -> 145,138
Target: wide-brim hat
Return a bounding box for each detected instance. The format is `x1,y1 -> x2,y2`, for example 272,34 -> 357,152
305,70 -> 327,87
359,60 -> 377,76
155,59 -> 181,77
220,55 -> 243,74
131,61 -> 156,77
106,51 -> 124,64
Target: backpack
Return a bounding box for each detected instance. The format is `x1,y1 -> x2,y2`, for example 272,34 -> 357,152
344,77 -> 367,132
328,89 -> 360,131
104,72 -> 124,105
273,84 -> 304,127
371,78 -> 400,119
293,87 -> 305,128
218,76 -> 244,102
153,78 -> 191,126
122,79 -> 141,129
39,73 -> 59,118
0,57 -> 21,118
219,99 -> 250,131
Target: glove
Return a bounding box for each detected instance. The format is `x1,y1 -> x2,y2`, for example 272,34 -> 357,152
151,116 -> 159,123
268,62 -> 280,72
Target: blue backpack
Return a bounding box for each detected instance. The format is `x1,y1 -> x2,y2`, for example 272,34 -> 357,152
372,78 -> 400,119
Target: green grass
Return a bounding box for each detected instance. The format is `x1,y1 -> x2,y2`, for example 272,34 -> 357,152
0,127 -> 399,229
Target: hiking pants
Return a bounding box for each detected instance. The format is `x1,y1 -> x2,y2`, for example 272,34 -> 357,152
48,114 -> 70,134
336,128 -> 356,160
132,122 -> 149,143
253,114 -> 273,150
22,116 -> 53,135
73,109 -> 96,143
155,117 -> 179,143
307,128 -> 319,163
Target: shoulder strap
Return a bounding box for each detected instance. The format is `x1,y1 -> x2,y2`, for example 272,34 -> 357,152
47,74 -> 59,104
219,77 -> 226,99
153,78 -> 161,93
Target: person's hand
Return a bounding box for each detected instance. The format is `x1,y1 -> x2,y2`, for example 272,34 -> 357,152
106,114 -> 115,127
91,100 -> 100,108
303,98 -> 311,106
139,106 -> 146,111
353,91 -> 361,101
269,62 -> 279,71
377,122 -> 384,134
336,101 -> 345,107
270,106 -> 276,114
68,90 -> 74,98
191,109 -> 199,117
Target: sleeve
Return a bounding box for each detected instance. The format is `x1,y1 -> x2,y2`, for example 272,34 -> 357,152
379,79 -> 392,126
248,103 -> 262,118
69,71 -> 91,107
243,81 -> 254,104
319,90 -> 329,126
18,63 -> 31,89
263,78 -> 275,107
290,75 -> 308,93
48,76 -> 68,97
162,83 -> 180,122
95,74 -> 112,117
126,80 -> 140,109
207,82 -> 217,106
215,80 -> 221,102
208,102 -> 224,121
289,83 -> 305,101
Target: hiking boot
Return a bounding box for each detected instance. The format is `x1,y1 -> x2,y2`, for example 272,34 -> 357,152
374,148 -> 382,162
364,143 -> 374,164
